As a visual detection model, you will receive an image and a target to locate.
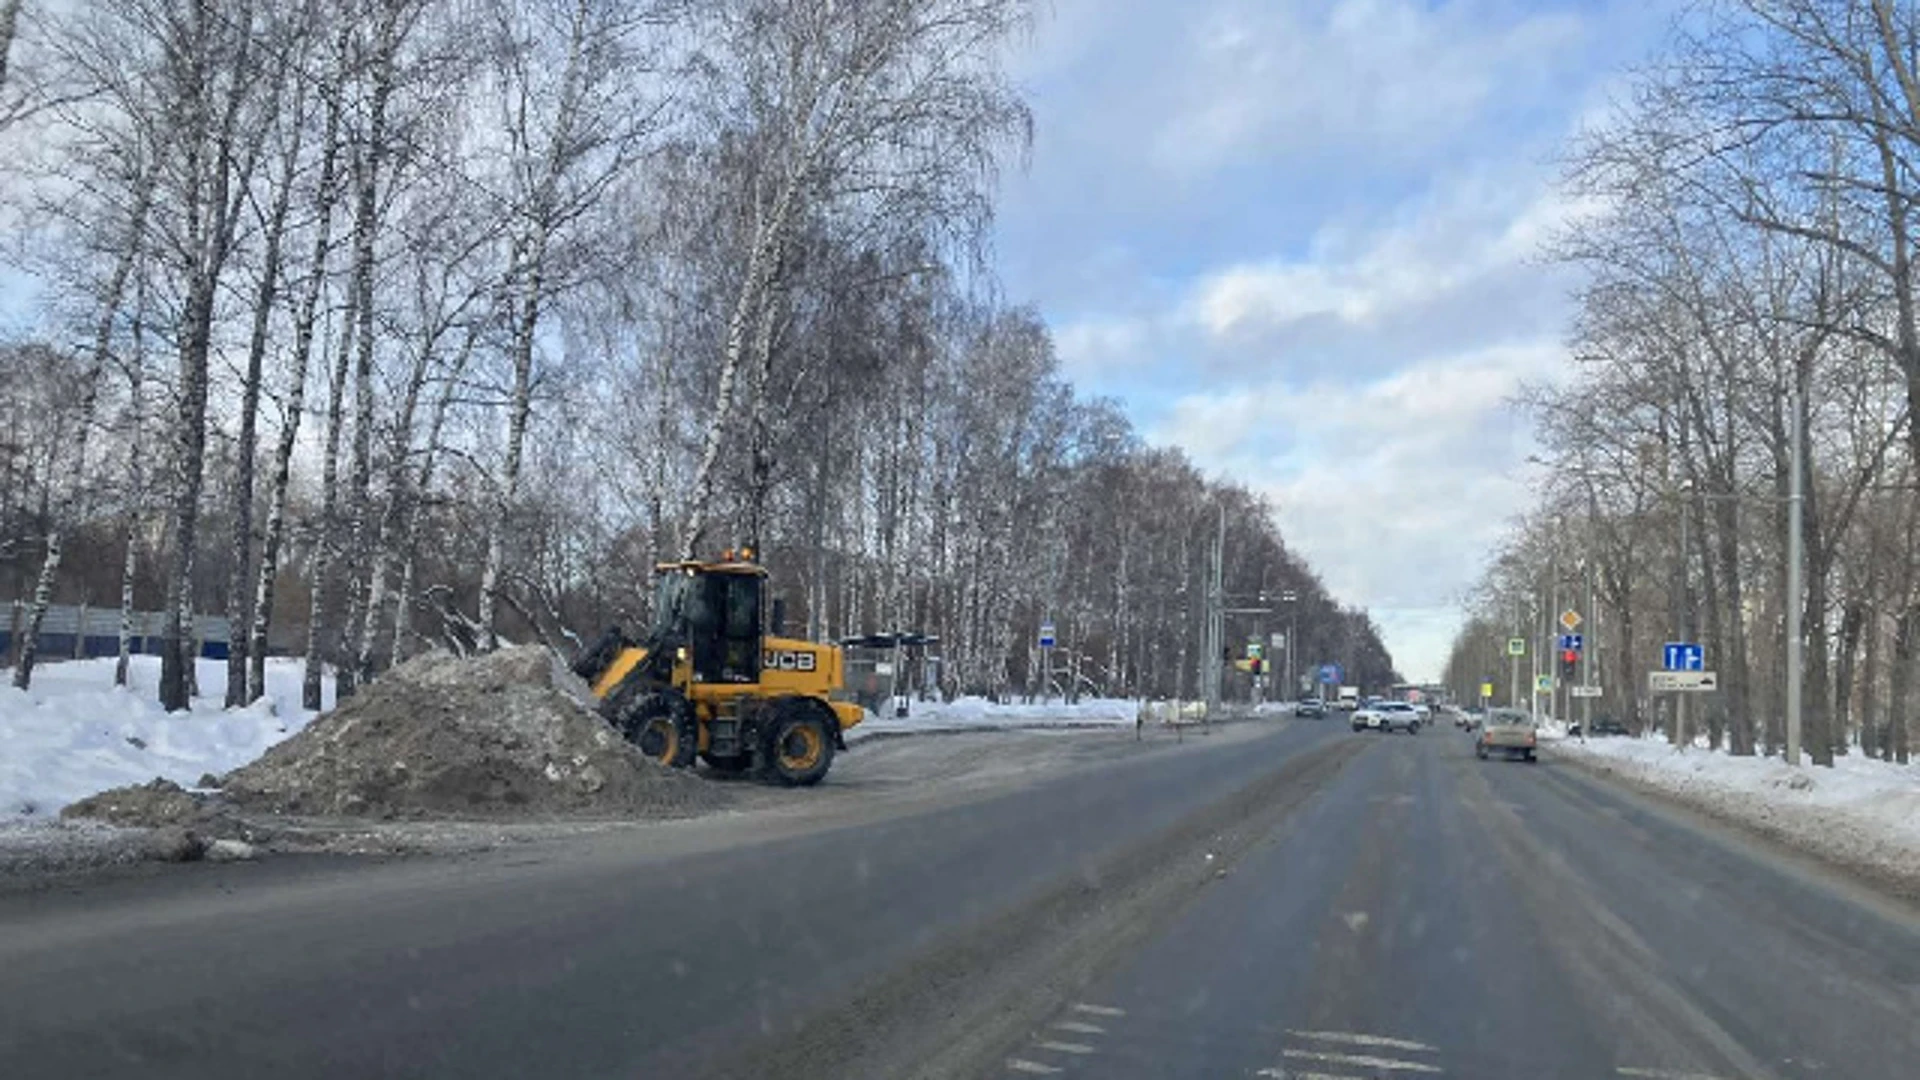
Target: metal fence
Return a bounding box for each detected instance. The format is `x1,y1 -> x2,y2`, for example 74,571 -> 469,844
1,601 -> 232,664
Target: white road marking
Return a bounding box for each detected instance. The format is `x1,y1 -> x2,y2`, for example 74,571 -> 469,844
1256,1071 -> 1370,1080
1036,1040 -> 1095,1054
1286,1029 -> 1439,1053
1007,1059 -> 1062,1075
1341,910 -> 1370,932
1072,1002 -> 1126,1016
1281,1047 -> 1443,1073
1051,1019 -> 1106,1034
1616,1069 -> 1729,1079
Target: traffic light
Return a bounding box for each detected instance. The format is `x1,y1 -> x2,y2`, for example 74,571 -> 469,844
1250,657 -> 1263,675
1560,648 -> 1579,679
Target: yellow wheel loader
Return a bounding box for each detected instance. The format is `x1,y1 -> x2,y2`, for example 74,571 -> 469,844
570,550 -> 864,786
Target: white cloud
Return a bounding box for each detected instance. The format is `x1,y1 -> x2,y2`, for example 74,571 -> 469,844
990,0 -> 1668,679
1149,0 -> 1586,177
1188,178 -> 1590,341
1053,316 -> 1153,378
1149,342 -> 1562,679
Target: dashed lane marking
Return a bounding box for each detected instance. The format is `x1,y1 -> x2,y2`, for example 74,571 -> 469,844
1051,1020 -> 1106,1035
1071,1002 -> 1126,1016
1036,1040 -> 1095,1054
1616,1069 -> 1730,1079
1287,1029 -> 1439,1053
1256,1072 -> 1371,1080
1279,1047 -> 1443,1073
1007,1059 -> 1062,1075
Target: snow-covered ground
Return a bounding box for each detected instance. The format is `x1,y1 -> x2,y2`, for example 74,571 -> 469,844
1550,733 -> 1920,891
0,656 -> 330,822
847,696 -> 1140,741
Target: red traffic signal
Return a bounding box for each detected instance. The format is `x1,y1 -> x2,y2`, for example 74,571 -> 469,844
1561,649 -> 1579,665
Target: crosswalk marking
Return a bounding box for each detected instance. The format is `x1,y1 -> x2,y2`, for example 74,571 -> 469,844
1281,1047 -> 1443,1073
1286,1029 -> 1439,1053
1036,1040 -> 1095,1054
1616,1069 -> 1729,1079
1071,1002 -> 1126,1016
1051,1019 -> 1106,1034
1007,1059 -> 1062,1075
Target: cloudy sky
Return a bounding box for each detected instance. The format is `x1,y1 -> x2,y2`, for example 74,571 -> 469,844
991,0 -> 1670,681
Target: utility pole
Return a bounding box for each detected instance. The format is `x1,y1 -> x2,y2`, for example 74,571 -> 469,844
1547,545 -> 1559,721
1786,387 -> 1805,766
1200,502 -> 1225,720
1677,487 -> 1691,749
1582,556 -> 1594,734
1511,597 -> 1522,709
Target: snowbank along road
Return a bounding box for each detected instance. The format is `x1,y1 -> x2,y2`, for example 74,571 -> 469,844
2,720 -> 1917,1079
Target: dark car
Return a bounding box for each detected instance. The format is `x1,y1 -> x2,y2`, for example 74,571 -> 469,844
1295,698 -> 1327,719
1590,716 -> 1629,737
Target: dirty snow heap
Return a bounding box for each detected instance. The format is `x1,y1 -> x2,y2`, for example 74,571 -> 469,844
218,646 -> 729,819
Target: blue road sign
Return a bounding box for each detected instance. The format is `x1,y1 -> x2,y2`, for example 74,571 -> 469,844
1317,663 -> 1343,685
1559,633 -> 1584,652
1038,622 -> 1056,649
1663,642 -> 1704,671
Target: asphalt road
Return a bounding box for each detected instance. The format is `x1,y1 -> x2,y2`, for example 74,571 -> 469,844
2,720 -> 1917,1080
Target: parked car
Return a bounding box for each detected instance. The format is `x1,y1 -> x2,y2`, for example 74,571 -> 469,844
1477,708 -> 1538,762
1354,700 -> 1421,734
1590,716 -> 1629,737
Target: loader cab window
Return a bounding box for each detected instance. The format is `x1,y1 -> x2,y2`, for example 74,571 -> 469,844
689,572 -> 761,684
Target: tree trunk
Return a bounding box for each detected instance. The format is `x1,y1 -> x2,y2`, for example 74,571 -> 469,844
388,328 -> 472,670
115,273 -> 150,688
301,275 -> 359,711
335,29 -> 396,696
250,68 -> 343,705
478,218 -> 551,652
1714,497 -> 1753,754
225,119 -> 300,706
13,167 -> 153,690
1834,600 -> 1864,754
0,0 -> 23,94
1890,608 -> 1915,765
12,529 -> 61,690
682,174 -> 800,557
160,270 -> 217,713
1860,602 -> 1881,760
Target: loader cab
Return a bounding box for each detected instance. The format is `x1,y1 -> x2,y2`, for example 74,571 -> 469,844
654,556 -> 765,684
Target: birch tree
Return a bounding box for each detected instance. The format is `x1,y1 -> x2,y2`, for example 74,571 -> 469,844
678,0 -> 1031,555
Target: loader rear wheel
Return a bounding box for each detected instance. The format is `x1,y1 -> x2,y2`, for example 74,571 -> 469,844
758,701 -> 835,787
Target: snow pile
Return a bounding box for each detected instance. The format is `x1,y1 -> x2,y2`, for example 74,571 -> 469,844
219,646 -> 730,820
0,655 -> 325,821
1553,735 -> 1920,891
848,696 -> 1139,741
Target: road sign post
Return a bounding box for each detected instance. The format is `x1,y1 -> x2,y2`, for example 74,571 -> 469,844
1570,685 -> 1603,698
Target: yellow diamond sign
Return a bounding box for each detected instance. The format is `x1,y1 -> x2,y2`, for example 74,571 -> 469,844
1559,609 -> 1582,631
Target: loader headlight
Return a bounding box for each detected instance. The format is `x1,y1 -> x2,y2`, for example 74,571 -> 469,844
675,647 -> 688,662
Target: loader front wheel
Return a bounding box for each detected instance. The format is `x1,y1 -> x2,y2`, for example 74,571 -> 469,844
626,693 -> 697,768
759,702 -> 835,787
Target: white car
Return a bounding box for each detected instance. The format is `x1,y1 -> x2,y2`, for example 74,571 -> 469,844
1353,701 -> 1422,734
